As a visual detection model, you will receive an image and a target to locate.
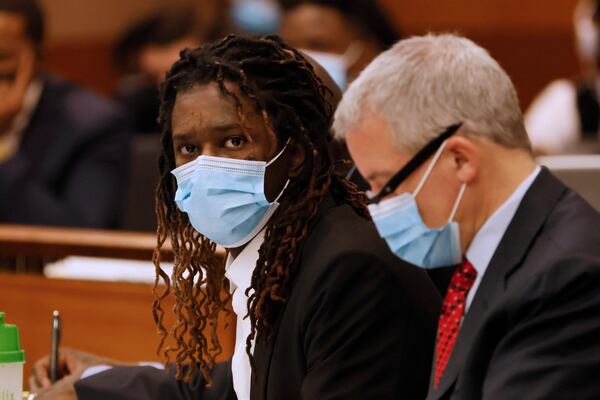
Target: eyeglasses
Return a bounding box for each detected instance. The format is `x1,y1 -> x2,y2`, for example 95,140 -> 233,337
367,123 -> 462,204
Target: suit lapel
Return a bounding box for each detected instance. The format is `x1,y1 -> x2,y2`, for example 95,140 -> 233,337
24,77 -> 74,183
428,168 -> 566,399
250,196 -> 336,399
250,309 -> 285,400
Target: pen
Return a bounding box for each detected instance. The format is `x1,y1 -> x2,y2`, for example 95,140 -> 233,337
49,310 -> 61,383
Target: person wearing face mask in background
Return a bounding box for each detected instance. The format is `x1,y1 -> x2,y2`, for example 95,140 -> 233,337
525,0 -> 600,155
230,0 -> 282,35
335,33 -> 600,399
278,0 -> 401,188
278,0 -> 400,91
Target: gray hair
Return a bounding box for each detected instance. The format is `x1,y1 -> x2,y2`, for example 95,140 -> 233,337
333,33 -> 531,152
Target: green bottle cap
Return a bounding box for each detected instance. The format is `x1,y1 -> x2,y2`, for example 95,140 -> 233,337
0,312 -> 25,363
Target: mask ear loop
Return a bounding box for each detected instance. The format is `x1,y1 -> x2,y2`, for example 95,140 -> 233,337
414,140 -> 448,198
273,179 -> 290,203
266,137 -> 292,167
448,183 -> 467,223
266,137 -> 293,203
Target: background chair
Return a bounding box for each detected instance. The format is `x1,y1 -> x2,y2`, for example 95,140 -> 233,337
538,155 -> 600,211
120,135 -> 162,232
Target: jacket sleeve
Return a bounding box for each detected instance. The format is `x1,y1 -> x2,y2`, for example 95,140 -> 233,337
74,362 -> 237,400
300,252 -> 439,400
482,256 -> 600,399
0,108 -> 130,228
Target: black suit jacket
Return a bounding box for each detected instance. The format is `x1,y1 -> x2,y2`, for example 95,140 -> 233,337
0,75 -> 130,228
75,196 -> 442,399
427,168 -> 600,400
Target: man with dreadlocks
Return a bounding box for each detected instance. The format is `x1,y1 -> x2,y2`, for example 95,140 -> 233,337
30,35 -> 440,400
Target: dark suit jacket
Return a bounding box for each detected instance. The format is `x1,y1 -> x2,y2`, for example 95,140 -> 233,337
75,196 -> 442,399
0,75 -> 130,228
427,168 -> 600,400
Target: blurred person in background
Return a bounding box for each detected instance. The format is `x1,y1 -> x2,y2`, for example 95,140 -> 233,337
279,0 -> 401,90
223,0 -> 395,181
278,0 -> 401,189
230,0 -> 282,35
227,0 -> 403,85
113,7 -> 205,135
0,0 -> 130,228
525,0 -> 600,154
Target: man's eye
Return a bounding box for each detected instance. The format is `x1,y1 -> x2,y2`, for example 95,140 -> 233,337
180,144 -> 198,155
224,136 -> 247,149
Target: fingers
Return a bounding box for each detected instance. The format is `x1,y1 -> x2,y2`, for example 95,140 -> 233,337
29,374 -> 41,392
31,355 -> 52,390
51,347 -> 102,378
29,347 -> 117,392
64,353 -> 85,376
29,349 -> 73,391
34,374 -> 79,400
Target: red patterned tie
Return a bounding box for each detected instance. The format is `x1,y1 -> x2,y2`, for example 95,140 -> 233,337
434,259 -> 477,388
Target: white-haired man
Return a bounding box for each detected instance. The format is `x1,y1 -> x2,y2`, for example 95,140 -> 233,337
334,33 -> 600,399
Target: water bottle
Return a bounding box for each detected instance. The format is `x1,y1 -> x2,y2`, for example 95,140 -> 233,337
0,312 -> 25,400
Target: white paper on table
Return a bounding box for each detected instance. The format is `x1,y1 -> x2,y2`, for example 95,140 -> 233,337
44,256 -> 174,284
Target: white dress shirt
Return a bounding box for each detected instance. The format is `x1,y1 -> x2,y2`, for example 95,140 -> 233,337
224,230 -> 265,400
525,79 -> 580,155
464,166 -> 541,312
524,79 -> 600,155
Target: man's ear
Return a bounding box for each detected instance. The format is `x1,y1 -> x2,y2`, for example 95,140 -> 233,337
445,136 -> 479,184
288,141 -> 307,178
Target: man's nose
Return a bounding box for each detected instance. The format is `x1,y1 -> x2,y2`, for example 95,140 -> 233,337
200,144 -> 220,158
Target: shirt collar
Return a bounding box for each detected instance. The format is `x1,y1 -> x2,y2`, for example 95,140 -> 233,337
225,229 -> 266,292
0,79 -> 43,161
465,166 -> 541,278
7,78 -> 43,135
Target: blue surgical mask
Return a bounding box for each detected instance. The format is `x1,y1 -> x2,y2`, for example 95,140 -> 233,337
171,144 -> 289,248
301,49 -> 348,90
368,142 -> 466,268
231,0 -> 281,34
301,43 -> 363,91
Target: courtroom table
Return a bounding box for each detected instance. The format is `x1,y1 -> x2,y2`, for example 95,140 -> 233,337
0,273 -> 235,390
0,224 -> 176,273
0,224 -> 173,261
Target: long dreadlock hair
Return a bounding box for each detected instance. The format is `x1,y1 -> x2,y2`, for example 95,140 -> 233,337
152,34 -> 368,383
